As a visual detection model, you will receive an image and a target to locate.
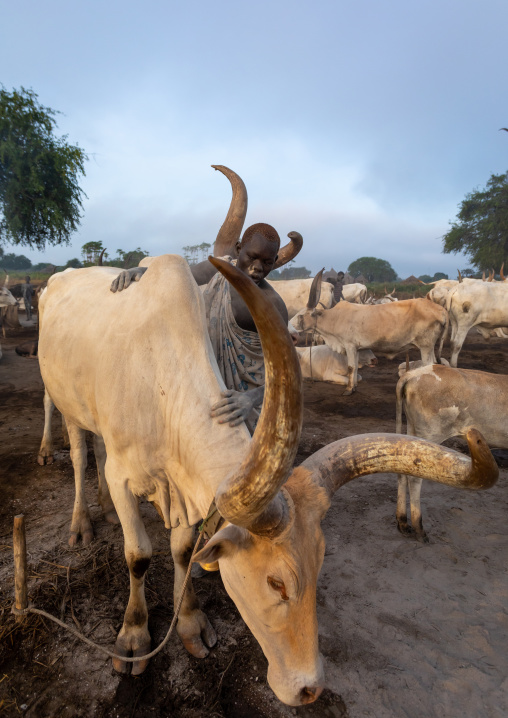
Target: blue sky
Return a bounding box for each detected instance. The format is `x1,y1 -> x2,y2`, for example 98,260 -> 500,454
1,0 -> 507,277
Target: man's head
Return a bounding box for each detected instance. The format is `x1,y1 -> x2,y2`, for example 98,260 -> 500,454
25,276 -> 31,283
337,271 -> 344,281
236,223 -> 280,285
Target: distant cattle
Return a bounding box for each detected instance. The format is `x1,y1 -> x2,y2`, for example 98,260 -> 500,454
446,281 -> 508,366
293,271 -> 448,395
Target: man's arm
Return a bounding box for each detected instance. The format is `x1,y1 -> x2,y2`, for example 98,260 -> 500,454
110,257 -> 219,292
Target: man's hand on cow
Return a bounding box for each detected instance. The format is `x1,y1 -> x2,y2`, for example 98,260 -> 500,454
110,267 -> 146,293
211,389 -> 260,427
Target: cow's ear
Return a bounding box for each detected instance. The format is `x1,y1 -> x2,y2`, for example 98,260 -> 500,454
193,524 -> 249,565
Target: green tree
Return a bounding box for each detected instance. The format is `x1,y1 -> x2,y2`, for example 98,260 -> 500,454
433,272 -> 448,280
347,257 -> 397,283
81,240 -> 104,263
418,274 -> 433,283
0,87 -> 88,250
116,247 -> 149,269
443,171 -> 508,270
65,257 -> 82,268
1,251 -> 32,270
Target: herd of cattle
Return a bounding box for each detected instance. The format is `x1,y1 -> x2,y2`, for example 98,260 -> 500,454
2,165 -> 507,708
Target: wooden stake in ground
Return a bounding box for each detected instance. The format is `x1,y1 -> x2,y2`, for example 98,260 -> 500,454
13,514 -> 28,622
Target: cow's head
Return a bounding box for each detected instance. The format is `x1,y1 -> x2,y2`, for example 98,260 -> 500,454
195,259 -> 499,707
291,268 -> 327,335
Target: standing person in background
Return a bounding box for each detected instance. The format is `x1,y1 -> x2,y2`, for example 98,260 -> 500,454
332,271 -> 345,304
22,276 -> 34,321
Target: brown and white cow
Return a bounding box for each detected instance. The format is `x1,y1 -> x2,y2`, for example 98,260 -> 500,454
38,256 -> 497,706
395,363 -> 507,541
446,281 -> 508,366
292,270 -> 448,395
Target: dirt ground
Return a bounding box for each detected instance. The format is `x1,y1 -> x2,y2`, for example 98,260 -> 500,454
0,322 -> 507,718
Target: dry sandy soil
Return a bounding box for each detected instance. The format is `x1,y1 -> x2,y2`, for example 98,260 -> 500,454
0,322 -> 507,718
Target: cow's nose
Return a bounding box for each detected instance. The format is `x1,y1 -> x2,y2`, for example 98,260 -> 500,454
299,685 -> 323,704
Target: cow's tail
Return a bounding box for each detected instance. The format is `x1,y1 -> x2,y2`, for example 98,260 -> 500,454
436,308 -> 449,364
395,373 -> 409,434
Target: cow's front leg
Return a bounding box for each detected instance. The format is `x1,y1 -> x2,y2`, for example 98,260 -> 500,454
449,324 -> 470,368
343,348 -> 357,396
171,524 -> 217,658
107,474 -> 152,675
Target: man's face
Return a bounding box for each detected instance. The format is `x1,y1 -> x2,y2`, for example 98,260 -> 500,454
236,233 -> 278,285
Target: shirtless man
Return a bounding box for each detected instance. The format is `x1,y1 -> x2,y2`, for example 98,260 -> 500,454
110,223 -> 288,429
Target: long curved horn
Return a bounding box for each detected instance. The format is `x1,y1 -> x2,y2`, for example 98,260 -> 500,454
488,269 -> 494,282
272,231 -> 303,269
98,248 -> 106,266
212,165 -> 248,258
457,269 -> 463,283
482,270 -> 486,281
500,263 -> 505,281
307,268 -> 325,310
209,257 -> 303,538
2,269 -> 8,288
301,430 -> 498,500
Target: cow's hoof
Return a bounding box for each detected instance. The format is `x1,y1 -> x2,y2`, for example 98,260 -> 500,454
396,520 -> 414,537
105,510 -> 120,525
113,633 -> 151,675
178,610 -> 217,658
343,389 -> 354,396
37,454 -> 54,466
68,528 -> 94,547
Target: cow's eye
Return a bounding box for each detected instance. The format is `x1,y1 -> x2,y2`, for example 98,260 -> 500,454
267,576 -> 289,601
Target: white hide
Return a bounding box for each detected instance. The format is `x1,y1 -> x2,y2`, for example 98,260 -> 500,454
296,346 -> 377,384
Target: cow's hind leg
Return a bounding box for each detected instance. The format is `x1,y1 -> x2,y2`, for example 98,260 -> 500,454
92,434 -> 119,525
396,474 -> 413,536
107,472 -> 151,675
408,476 -> 428,543
38,388 -> 55,465
67,421 -> 93,546
171,525 -> 217,658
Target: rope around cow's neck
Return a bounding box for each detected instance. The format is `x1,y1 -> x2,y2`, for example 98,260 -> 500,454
11,526 -> 206,664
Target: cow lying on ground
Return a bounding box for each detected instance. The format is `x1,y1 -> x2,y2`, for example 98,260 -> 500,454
395,363 -> 506,542
292,270 -> 448,395
38,256 -> 498,706
296,346 -> 377,384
